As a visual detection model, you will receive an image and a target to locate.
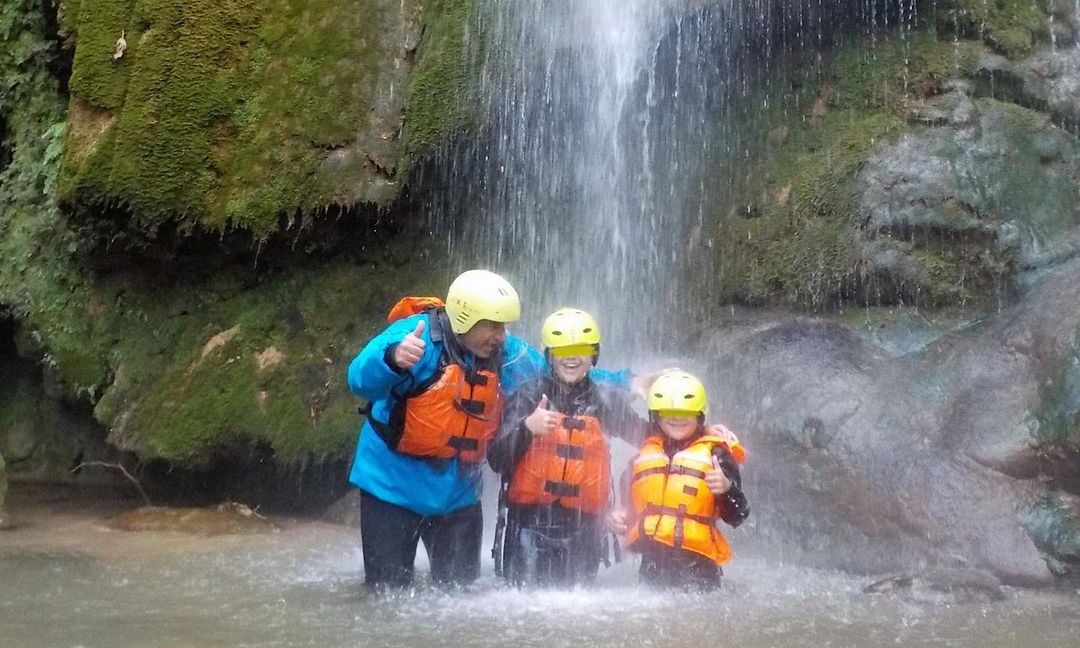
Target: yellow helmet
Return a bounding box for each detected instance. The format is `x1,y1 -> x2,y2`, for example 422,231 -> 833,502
444,270 -> 521,335
647,371 -> 708,416
541,308 -> 600,357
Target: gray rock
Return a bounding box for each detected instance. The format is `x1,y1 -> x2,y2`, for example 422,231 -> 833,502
856,97 -> 1080,302
323,488 -> 362,527
698,258 -> 1080,585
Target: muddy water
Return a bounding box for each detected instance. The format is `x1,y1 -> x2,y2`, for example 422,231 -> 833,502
1,487 -> 1078,648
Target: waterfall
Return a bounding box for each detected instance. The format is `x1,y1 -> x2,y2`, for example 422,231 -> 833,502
421,1 -> 921,358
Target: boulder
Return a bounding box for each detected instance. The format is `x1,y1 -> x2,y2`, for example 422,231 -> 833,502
698,257 -> 1080,585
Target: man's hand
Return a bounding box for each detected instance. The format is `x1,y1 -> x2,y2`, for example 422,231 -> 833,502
524,394 -> 559,436
608,509 -> 629,535
392,320 -> 426,370
631,366 -> 679,401
705,455 -> 732,495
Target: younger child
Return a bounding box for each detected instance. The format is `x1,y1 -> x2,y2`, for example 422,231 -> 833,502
488,308 -> 649,587
610,370 -> 748,590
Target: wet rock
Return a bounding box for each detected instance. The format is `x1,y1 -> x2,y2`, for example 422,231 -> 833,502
856,97 -> 1080,304
863,574 -> 913,594
864,569 -> 1005,602
323,488 -> 362,528
1023,492 -> 1080,575
106,503 -> 278,535
700,258 -> 1080,585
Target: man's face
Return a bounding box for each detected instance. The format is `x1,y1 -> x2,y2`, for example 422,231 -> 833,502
657,414 -> 698,441
458,320 -> 507,358
551,354 -> 592,386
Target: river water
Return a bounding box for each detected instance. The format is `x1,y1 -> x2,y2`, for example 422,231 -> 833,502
2,487 -> 1078,648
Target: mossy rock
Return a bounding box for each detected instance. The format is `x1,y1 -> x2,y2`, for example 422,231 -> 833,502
937,0 -> 1047,59
699,22 -> 1079,312
59,0 -> 476,238
701,32 -> 975,309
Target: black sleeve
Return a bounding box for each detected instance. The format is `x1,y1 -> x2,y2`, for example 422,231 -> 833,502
487,379 -> 543,475
713,446 -> 749,528
595,383 -> 651,447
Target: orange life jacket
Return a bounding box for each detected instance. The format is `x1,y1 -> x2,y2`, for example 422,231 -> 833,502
369,300 -> 502,463
507,413 -> 610,514
626,434 -> 733,565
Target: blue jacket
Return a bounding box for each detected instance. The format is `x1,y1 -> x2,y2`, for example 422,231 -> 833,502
347,311 -> 629,516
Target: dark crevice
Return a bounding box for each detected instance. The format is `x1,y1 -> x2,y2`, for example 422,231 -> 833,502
39,0 -> 74,94
63,197 -> 419,279
137,446 -> 351,514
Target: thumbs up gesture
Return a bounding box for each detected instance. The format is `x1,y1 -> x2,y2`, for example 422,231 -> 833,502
525,394 -> 559,436
705,454 -> 732,495
392,320 -> 426,370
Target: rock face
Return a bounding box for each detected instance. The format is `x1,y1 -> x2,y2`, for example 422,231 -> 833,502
1,1 -> 452,473
58,0 -> 473,237
698,257 -> 1080,585
857,91 -> 1080,303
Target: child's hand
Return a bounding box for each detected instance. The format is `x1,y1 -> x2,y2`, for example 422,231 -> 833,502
525,394 -> 559,436
392,321 -> 426,369
705,455 -> 732,495
608,509 -> 629,535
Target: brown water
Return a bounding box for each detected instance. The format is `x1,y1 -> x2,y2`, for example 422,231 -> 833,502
2,487 -> 1078,648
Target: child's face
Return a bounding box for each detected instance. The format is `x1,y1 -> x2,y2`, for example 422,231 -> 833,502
658,414 -> 698,441
552,354 -> 591,385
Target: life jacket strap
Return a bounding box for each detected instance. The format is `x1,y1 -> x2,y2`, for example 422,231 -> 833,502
447,436 -> 480,452
555,443 -> 585,460
561,417 -> 586,431
457,399 -> 486,415
632,466 -> 669,482
642,503 -> 713,526
543,481 -> 580,498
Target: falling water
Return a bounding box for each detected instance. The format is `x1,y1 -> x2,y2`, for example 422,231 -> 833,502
422,1 -> 918,356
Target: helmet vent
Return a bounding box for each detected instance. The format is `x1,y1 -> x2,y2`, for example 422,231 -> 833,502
582,327 -> 593,333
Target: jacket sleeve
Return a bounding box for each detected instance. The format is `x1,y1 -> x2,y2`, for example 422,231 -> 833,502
346,314 -> 430,401
487,380 -> 542,475
596,384 -> 651,447
588,367 -> 633,390
713,445 -> 749,528
500,334 -> 547,395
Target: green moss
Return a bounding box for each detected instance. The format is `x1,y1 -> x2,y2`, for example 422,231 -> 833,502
404,0 -> 475,156
61,0 -> 436,236
94,251 -> 443,465
937,0 -> 1047,59
702,30 -> 1004,310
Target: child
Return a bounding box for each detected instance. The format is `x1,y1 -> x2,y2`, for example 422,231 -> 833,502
487,308 -> 650,587
609,370 -> 748,590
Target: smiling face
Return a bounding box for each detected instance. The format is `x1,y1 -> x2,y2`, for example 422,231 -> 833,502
657,413 -> 699,441
458,320 -> 507,359
551,354 -> 592,386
